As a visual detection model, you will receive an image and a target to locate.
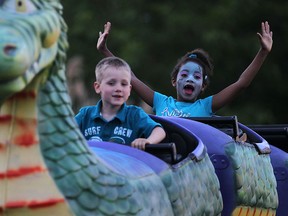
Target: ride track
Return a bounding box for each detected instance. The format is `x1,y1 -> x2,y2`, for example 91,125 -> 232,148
0,0 -> 287,215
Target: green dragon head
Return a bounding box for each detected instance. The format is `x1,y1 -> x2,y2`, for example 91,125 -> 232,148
0,0 -> 68,104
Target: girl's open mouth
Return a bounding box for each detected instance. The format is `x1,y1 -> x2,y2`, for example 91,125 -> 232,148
183,84 -> 194,95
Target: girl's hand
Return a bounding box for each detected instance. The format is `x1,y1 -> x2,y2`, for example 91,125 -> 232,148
97,22 -> 111,54
257,21 -> 273,52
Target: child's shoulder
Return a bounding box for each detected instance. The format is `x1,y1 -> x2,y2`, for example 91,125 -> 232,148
80,105 -> 96,110
124,105 -> 155,122
125,104 -> 144,111
124,104 -> 150,116
78,105 -> 98,114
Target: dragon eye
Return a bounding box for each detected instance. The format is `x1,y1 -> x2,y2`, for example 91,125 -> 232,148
16,0 -> 26,12
2,0 -> 36,13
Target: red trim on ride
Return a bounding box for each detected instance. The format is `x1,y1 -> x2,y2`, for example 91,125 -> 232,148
15,118 -> 38,147
246,208 -> 249,216
259,209 -> 263,216
252,207 -> 256,216
0,115 -> 12,123
237,208 -> 242,216
5,198 -> 65,209
0,166 -> 46,178
0,116 -> 38,146
14,133 -> 38,147
28,199 -> 66,209
13,91 -> 37,99
5,201 -> 27,208
0,143 -> 5,151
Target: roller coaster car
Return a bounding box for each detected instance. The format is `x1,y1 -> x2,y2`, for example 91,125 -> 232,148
88,115 -> 285,215
149,115 -> 283,215
148,115 -> 268,165
143,115 -> 277,165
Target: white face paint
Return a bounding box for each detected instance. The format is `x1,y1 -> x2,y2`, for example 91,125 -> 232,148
176,62 -> 204,102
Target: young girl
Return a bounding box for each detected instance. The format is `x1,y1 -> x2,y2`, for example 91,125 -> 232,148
97,21 -> 273,117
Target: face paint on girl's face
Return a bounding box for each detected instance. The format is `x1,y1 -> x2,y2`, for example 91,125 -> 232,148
176,61 -> 204,102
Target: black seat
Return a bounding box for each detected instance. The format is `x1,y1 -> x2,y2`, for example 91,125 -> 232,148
145,143 -> 177,164
149,115 -> 200,164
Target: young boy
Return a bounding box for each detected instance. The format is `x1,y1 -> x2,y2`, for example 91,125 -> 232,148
75,56 -> 166,150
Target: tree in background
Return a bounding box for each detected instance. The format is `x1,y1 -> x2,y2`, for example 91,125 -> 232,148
62,0 -> 288,124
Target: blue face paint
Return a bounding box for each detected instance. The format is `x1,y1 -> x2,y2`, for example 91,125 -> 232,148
176,62 -> 204,102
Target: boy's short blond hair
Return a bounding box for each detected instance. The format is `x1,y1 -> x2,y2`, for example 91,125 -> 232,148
95,56 -> 132,82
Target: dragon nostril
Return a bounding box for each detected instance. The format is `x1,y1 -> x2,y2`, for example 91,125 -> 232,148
4,45 -> 17,56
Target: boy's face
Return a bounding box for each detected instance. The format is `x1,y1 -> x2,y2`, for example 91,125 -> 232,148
94,66 -> 132,108
174,61 -> 204,102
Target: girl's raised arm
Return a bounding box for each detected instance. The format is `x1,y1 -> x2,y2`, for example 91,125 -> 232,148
212,21 -> 273,113
97,22 -> 155,106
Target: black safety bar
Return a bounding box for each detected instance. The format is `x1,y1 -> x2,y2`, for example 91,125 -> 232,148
185,116 -> 240,140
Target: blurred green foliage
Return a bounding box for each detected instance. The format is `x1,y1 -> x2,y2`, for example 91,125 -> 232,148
62,0 -> 288,124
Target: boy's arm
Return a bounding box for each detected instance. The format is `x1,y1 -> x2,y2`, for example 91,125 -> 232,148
212,21 -> 273,113
97,22 -> 155,107
131,127 -> 166,150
